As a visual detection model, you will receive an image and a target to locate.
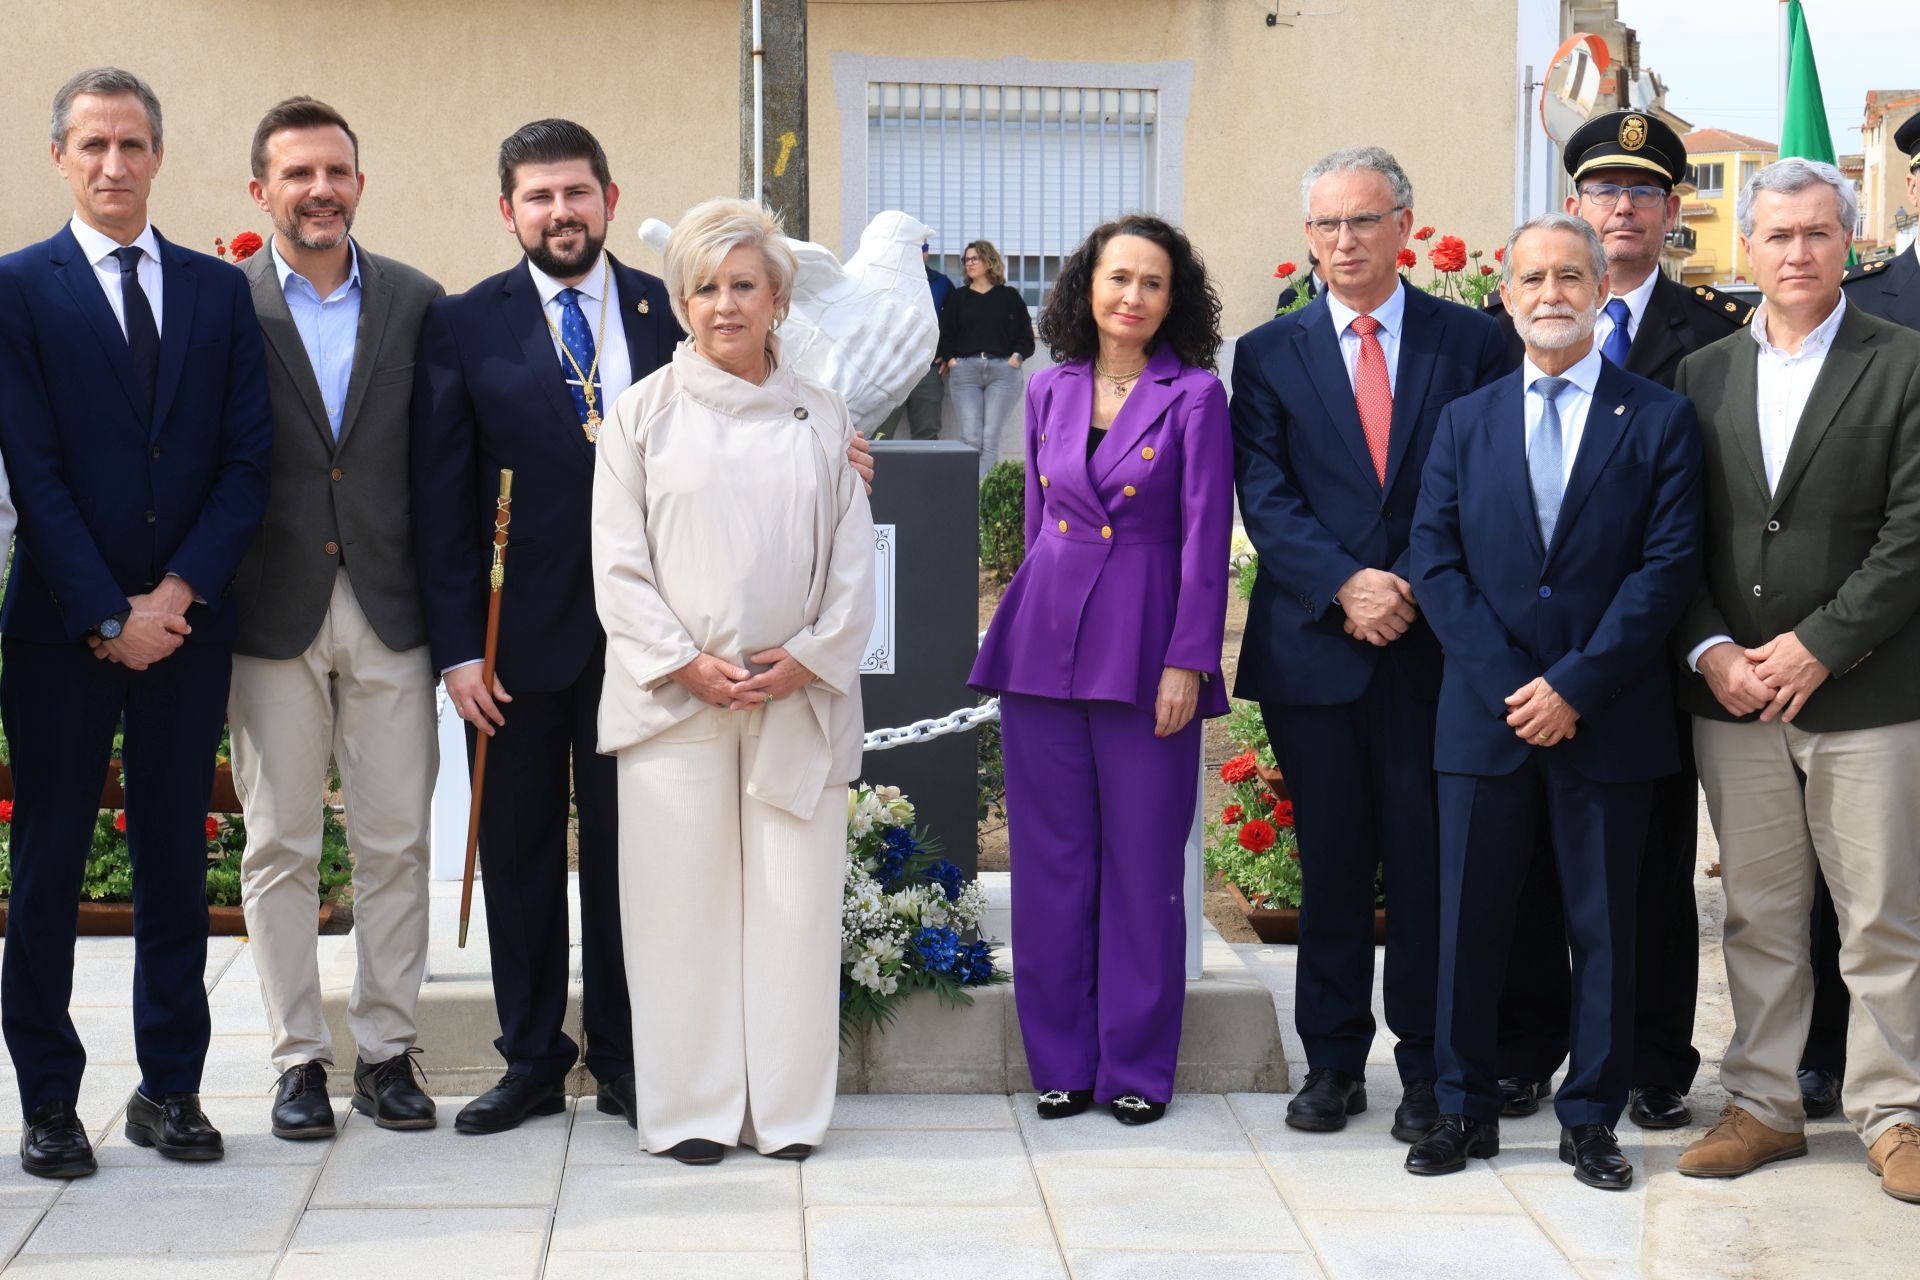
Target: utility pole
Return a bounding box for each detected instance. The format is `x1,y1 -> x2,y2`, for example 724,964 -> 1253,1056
741,0 -> 808,239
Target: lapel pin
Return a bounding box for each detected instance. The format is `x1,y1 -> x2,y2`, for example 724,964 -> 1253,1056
637,299 -> 650,315
1614,405 -> 1625,415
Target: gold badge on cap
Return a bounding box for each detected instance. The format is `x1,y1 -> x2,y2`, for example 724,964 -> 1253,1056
637,299 -> 650,314
1621,114 -> 1648,152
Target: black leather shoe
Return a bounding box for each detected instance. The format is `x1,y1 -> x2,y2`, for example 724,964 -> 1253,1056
20,1101 -> 96,1179
1405,1114 -> 1498,1175
664,1139 -> 725,1165
1498,1077 -> 1551,1118
1799,1068 -> 1842,1120
1110,1095 -> 1168,1125
1286,1068 -> 1367,1132
1626,1085 -> 1692,1129
124,1090 -> 224,1161
353,1048 -> 436,1131
1036,1089 -> 1094,1120
594,1073 -> 638,1129
765,1143 -> 813,1161
1560,1123 -> 1634,1190
1392,1080 -> 1438,1143
271,1062 -> 336,1141
454,1072 -> 566,1135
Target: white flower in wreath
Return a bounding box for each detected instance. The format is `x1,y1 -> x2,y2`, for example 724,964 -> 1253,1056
879,972 -> 899,996
849,955 -> 884,992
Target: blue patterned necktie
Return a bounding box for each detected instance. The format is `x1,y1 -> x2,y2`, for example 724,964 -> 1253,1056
1530,376 -> 1570,549
1600,297 -> 1632,367
113,246 -> 160,413
557,287 -> 599,428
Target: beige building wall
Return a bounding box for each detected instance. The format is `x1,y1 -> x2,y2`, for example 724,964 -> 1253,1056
4,0 -> 1529,334
1859,97 -> 1919,252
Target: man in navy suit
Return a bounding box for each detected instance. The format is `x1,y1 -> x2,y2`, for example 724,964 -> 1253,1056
1232,146 -> 1505,1145
0,67 -> 272,1178
1406,213 -> 1702,1190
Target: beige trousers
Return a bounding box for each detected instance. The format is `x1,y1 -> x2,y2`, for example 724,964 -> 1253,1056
616,705 -> 846,1153
1695,715 -> 1920,1145
231,570 -> 437,1073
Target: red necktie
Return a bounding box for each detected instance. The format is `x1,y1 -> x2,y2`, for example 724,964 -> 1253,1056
1349,314 -> 1391,486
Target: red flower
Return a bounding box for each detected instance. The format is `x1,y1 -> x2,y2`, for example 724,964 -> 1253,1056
1414,226 -> 1435,241
206,816 -> 221,842
213,236 -> 226,257
1272,800 -> 1296,830
1222,804 -> 1244,825
1237,819 -> 1277,852
0,799 -> 12,823
1220,752 -> 1259,785
228,231 -> 264,262
1494,246 -> 1505,263
1430,235 -> 1468,274
1273,261 -> 1298,279
1286,843 -> 1300,859
1480,265 -> 1495,276
114,811 -> 127,833
1396,248 -> 1418,270
1257,791 -> 1278,809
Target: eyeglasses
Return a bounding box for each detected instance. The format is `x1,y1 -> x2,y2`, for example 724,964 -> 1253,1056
1305,207 -> 1404,237
1580,183 -> 1669,209
962,255 -> 983,263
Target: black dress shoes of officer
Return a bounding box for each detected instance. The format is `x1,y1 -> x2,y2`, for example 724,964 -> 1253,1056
20,1101 -> 96,1179
665,1139 -> 725,1166
1036,1089 -> 1094,1120
1392,1079 -> 1438,1143
1498,1076 -> 1551,1118
271,1062 -> 336,1141
1285,1069 -> 1367,1132
595,1073 -> 639,1129
1110,1095 -> 1168,1125
353,1048 -> 437,1130
1404,1114 -> 1498,1175
1799,1068 -> 1843,1120
1626,1084 -> 1692,1129
454,1072 -> 566,1135
1560,1123 -> 1634,1190
124,1090 -> 224,1161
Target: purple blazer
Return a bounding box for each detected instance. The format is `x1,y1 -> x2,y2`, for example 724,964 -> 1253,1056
969,343 -> 1234,716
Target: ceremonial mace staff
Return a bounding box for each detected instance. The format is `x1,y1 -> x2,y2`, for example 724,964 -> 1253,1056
459,469 -> 513,948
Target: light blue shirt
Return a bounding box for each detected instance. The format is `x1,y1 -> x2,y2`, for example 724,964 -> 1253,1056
272,236 -> 362,439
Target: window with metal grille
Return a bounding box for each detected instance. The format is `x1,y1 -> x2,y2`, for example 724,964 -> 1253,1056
866,82 -> 1158,307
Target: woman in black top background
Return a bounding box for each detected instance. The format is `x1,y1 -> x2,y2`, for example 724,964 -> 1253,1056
938,240 -> 1036,480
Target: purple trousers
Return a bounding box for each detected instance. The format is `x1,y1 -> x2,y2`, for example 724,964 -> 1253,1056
1000,692 -> 1200,1102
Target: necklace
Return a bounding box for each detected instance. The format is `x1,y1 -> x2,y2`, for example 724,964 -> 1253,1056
541,264 -> 613,442
1093,357 -> 1149,398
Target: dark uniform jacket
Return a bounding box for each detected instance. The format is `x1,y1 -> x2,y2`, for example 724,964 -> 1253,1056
1841,248 -> 1920,331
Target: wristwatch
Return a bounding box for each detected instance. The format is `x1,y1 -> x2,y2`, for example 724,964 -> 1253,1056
98,608 -> 132,640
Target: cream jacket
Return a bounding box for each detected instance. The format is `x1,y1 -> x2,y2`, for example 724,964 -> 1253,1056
592,337 -> 876,819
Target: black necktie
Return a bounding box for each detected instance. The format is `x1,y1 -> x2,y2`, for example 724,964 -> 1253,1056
112,245 -> 160,412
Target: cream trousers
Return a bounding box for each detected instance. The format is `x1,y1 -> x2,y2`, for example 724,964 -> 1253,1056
1695,714 -> 1920,1145
231,570 -> 437,1073
616,705 -> 846,1153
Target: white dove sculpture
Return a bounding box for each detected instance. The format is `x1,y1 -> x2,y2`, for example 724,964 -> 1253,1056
639,210 -> 940,435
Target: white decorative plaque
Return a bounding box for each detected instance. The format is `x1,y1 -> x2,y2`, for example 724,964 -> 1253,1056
861,524 -> 896,674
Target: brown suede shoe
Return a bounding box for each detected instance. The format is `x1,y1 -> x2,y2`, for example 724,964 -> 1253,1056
1677,1103 -> 1808,1178
1867,1123 -> 1920,1203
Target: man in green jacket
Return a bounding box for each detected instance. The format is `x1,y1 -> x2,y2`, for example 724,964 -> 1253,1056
1671,157 -> 1920,1204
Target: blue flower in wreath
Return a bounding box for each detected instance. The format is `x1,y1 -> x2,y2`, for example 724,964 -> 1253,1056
922,858 -> 965,902
960,940 -> 997,985
913,926 -> 961,974
875,826 -> 918,888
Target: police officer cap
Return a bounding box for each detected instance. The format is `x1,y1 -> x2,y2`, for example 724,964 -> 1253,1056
1564,109 -> 1686,187
1897,110 -> 1920,171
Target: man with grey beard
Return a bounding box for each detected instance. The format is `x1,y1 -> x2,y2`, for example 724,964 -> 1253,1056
228,96 -> 444,1141
1406,213 -> 1704,1190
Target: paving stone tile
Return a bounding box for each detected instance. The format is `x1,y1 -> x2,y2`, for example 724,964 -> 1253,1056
1066,1250 -> 1326,1280
0,1206 -> 44,1260
64,959 -> 136,1008
549,1159 -> 802,1253
801,1127 -> 1040,1206
1503,1167 -> 1645,1261
543,1253 -> 805,1280
826,1093 -> 1015,1130
565,1105 -> 650,1165
1297,1210 -> 1582,1280
275,1207 -> 546,1279
1,1255 -> 278,1279
309,1096 -> 565,1207
23,1165 -> 314,1255
1015,1092 -> 1259,1169
1039,1166 -> 1306,1252
1253,1123 -> 1526,1214
807,1205 -> 1067,1280
1576,1263 -> 1642,1280
193,1035 -> 281,1098
0,1158 -> 61,1207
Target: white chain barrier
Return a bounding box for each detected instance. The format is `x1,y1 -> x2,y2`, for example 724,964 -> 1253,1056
861,630 -> 998,752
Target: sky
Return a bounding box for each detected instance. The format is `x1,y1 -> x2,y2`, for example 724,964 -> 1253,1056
1613,0 -> 1920,153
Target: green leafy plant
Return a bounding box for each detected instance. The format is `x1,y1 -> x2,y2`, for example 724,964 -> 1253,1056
979,458 -> 1027,584
976,713 -> 1006,824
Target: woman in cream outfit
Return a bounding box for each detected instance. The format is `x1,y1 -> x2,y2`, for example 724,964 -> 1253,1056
592,198 -> 876,1166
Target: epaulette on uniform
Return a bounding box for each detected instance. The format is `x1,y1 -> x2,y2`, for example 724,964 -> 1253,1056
1842,258 -> 1891,287
1691,284 -> 1756,327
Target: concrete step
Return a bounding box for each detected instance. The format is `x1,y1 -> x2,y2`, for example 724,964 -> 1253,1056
320,875 -> 1290,1096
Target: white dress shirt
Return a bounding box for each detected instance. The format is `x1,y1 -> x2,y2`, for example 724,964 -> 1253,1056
1325,281 -> 1407,394
1522,344 -> 1603,486
1685,292 -> 1849,672
527,252 -> 634,411
1594,265 -> 1660,355
69,215 -> 163,339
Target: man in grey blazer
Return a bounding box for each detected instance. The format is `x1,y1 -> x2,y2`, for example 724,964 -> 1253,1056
1671,158 -> 1920,1204
230,98 -> 444,1140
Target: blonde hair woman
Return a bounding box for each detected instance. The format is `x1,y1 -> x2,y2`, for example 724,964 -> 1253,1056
592,197 -> 876,1165
936,238 -> 1035,478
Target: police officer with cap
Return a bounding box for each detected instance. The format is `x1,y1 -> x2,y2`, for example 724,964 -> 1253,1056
1842,110 -> 1920,329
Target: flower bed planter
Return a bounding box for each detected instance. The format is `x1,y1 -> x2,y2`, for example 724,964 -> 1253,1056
0,761 -> 240,813
0,898 -> 334,937
1228,882 -> 1385,947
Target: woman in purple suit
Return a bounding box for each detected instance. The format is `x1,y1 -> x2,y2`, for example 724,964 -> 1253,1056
969,215 -> 1233,1125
